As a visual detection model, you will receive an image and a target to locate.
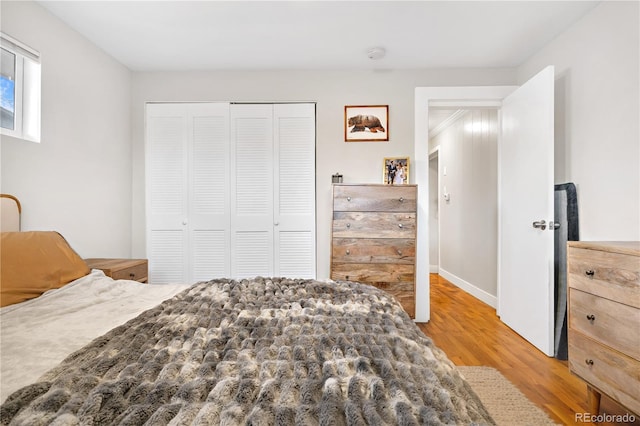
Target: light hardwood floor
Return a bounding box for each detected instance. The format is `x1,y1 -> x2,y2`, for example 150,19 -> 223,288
418,274 -> 638,426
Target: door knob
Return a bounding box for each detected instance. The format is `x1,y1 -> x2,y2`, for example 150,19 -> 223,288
532,220 -> 546,230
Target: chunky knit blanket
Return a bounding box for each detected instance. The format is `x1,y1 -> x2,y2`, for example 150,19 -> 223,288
1,278 -> 494,425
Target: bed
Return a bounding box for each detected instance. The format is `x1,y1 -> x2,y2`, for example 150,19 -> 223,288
0,216 -> 495,425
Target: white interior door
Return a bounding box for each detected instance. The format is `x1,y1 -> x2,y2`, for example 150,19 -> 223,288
273,103 -> 316,278
148,102 -> 317,284
498,66 -> 555,356
146,103 -> 189,283
147,103 -> 231,284
230,103 -> 317,279
230,104 -> 275,278
187,103 -> 231,282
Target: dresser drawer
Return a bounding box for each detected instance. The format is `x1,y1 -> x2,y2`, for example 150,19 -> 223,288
85,258 -> 149,283
568,246 -> 640,308
390,290 -> 416,319
333,185 -> 416,212
110,262 -> 148,282
569,288 -> 640,360
372,281 -> 415,317
332,238 -> 415,264
332,212 -> 416,238
331,263 -> 414,283
569,331 -> 640,415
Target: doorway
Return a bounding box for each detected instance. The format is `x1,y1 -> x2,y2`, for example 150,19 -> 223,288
427,108 -> 499,307
414,66 -> 556,356
413,87 -> 513,323
428,149 -> 439,274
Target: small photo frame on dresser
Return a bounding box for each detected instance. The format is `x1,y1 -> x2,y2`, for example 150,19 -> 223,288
383,157 -> 409,185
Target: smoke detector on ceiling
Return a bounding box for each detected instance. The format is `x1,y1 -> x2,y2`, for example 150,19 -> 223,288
366,47 -> 386,60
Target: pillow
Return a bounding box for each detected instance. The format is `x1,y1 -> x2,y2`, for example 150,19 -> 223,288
1,231 -> 90,307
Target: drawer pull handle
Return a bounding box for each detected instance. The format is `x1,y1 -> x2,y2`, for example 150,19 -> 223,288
346,249 -> 350,255
345,275 -> 350,280
398,223 -> 403,228
129,273 -> 135,279
347,197 -> 352,202
585,359 -> 594,366
397,250 -> 402,256
346,223 -> 351,228
586,314 -> 596,322
585,270 -> 595,277
399,197 -> 404,203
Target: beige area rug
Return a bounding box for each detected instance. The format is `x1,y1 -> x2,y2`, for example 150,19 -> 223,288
458,366 -> 560,426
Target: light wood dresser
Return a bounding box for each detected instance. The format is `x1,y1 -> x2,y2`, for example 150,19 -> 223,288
330,184 -> 417,318
567,241 -> 640,416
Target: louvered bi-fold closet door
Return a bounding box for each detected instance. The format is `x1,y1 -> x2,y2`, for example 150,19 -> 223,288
230,104 -> 275,278
230,103 -> 316,279
146,103 -> 230,283
187,103 -> 231,282
273,103 -> 316,278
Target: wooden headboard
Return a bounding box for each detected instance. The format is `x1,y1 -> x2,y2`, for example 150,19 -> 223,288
1,194 -> 21,232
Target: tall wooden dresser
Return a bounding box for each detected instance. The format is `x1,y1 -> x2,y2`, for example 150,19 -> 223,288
567,241 -> 640,417
330,184 -> 417,318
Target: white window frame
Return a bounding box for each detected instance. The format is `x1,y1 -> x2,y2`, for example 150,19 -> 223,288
1,32 -> 41,143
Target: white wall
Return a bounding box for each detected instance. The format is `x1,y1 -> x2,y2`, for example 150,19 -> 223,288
518,1 -> 640,241
130,69 -> 517,279
4,0 -> 633,288
0,1 -> 132,257
431,110 -> 498,304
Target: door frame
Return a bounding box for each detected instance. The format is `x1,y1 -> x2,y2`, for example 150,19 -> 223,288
414,86 -> 516,323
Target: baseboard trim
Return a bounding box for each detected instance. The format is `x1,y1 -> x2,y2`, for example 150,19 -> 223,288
438,269 -> 497,308
429,264 -> 439,273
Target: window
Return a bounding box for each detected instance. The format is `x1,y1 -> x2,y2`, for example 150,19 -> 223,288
1,48 -> 16,131
0,32 -> 40,142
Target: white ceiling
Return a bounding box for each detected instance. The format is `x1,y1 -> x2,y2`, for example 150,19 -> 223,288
37,1 -> 600,72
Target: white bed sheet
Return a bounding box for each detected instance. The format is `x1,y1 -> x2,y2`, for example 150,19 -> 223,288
0,270 -> 191,402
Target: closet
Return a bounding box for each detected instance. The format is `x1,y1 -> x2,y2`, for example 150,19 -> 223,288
146,102 -> 316,283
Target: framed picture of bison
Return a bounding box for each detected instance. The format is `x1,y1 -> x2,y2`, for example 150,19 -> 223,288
344,105 -> 389,141
383,157 -> 409,185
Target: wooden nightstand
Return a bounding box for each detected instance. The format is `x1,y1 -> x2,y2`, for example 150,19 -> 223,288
84,258 -> 148,283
